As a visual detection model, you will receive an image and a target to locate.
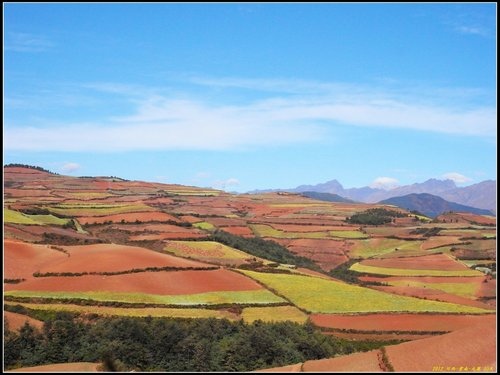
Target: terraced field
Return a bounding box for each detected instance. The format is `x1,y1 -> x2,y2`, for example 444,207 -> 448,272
239,270 -> 490,314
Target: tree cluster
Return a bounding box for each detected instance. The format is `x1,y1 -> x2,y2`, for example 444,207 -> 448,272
4,313 -> 382,371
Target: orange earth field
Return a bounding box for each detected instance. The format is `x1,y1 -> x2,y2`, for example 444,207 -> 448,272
4,269 -> 264,295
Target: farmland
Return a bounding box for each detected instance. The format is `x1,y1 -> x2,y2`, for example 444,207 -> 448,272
3,165 -> 496,372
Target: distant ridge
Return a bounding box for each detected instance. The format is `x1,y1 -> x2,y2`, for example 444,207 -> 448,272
379,193 -> 494,218
249,178 -> 496,212
300,191 -> 356,203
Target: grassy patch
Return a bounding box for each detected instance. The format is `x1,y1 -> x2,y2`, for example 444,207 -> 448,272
350,263 -> 483,277
192,221 -> 216,231
239,270 -> 489,314
386,280 -> 480,298
329,230 -> 368,239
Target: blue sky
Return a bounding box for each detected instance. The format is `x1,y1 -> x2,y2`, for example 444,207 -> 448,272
4,3 -> 496,192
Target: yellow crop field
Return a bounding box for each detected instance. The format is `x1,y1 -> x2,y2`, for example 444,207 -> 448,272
5,289 -> 285,306
239,270 -> 490,314
164,241 -> 251,261
249,224 -> 329,239
46,203 -> 155,217
5,302 -> 236,320
4,208 -> 71,226
241,305 -> 308,324
329,230 -> 368,239
350,263 -> 483,277
349,238 -> 423,258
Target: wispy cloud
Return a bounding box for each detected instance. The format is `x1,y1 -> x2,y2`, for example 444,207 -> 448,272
5,32 -> 54,52
370,177 -> 400,190
454,25 -> 489,37
212,178 -> 240,190
4,77 -> 496,152
60,162 -> 81,174
442,172 -> 472,184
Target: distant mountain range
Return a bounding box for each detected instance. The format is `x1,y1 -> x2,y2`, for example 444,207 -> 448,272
379,193 -> 494,218
249,178 -> 496,212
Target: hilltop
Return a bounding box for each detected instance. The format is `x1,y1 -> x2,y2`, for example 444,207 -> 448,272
3,165 -> 496,372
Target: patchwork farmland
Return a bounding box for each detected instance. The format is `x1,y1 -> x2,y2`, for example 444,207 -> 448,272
3,165 -> 496,372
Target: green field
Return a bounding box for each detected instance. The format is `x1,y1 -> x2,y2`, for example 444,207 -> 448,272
348,238 -> 423,258
239,270 -> 489,314
329,230 -> 368,239
5,302 -> 236,320
192,221 -> 216,231
5,289 -> 285,306
350,263 -> 484,277
4,208 -> 71,226
249,224 -> 329,239
241,305 -> 308,324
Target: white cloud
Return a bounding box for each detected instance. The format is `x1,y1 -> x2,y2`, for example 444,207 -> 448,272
60,162 -> 81,174
455,25 -> 489,37
442,172 -> 472,184
4,78 -> 496,153
5,32 -> 54,52
370,177 -> 400,190
212,178 -> 240,190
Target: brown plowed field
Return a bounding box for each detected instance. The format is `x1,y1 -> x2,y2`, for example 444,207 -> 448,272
477,278 -> 496,299
310,313 -> 495,332
385,321 -> 496,371
4,311 -> 44,331
361,253 -> 469,271
5,269 -> 263,294
34,243 -> 210,273
78,211 -> 180,224
301,349 -> 382,372
4,239 -> 69,279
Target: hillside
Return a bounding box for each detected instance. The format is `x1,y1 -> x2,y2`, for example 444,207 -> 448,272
379,193 -> 495,218
3,165 -> 496,372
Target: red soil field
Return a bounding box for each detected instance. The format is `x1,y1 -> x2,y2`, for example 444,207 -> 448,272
221,226 -> 255,237
371,285 -> 494,310
477,278 -> 496,299
255,363 -> 302,372
385,321 -> 496,371
129,233 -> 208,241
301,349 -> 383,372
325,331 -> 435,341
420,236 -> 465,250
4,224 -> 42,242
8,362 -> 101,372
4,239 -> 70,280
34,243 -> 210,274
4,188 -> 53,197
7,224 -> 94,241
267,224 -> 357,232
359,275 -> 486,284
310,313 -> 495,332
5,269 -> 263,295
77,211 -> 180,225
361,253 -> 469,271
437,212 -> 496,226
203,217 -> 247,227
4,311 -> 44,331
